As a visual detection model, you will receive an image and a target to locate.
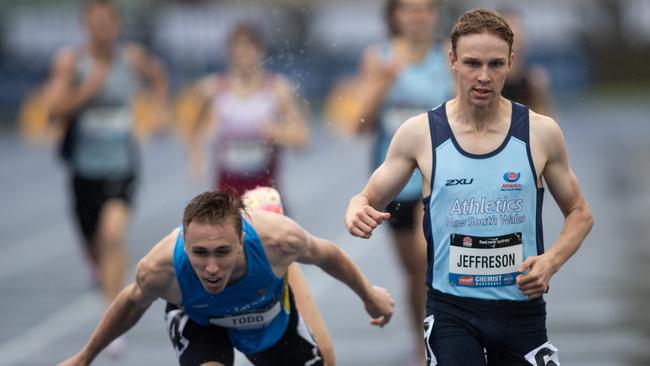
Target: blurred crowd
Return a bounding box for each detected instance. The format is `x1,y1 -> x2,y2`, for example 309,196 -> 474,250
4,0 -> 649,142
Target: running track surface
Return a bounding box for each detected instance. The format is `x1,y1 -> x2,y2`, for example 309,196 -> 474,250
1,99 -> 649,366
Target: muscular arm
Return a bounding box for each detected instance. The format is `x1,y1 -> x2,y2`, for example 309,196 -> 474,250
264,215 -> 393,327
352,46 -> 400,133
59,234 -> 175,366
125,43 -> 170,131
266,76 -> 308,148
185,76 -> 219,180
345,116 -> 422,237
126,44 -> 168,103
517,115 -> 593,298
286,264 -> 335,365
44,48 -> 107,121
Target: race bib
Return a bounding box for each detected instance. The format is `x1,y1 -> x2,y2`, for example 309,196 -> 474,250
448,233 -> 522,287
221,139 -> 272,174
381,106 -> 423,135
208,300 -> 281,330
78,107 -> 131,140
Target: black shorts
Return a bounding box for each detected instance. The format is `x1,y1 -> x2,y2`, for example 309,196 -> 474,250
164,288 -> 323,366
71,173 -> 136,243
385,199 -> 421,231
424,289 -> 559,366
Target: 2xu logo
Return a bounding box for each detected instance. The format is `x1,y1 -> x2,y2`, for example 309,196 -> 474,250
445,178 -> 474,186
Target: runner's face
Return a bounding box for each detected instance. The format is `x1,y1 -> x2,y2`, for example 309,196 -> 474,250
185,221 -> 243,294
229,35 -> 263,73
394,0 -> 436,41
84,5 -> 120,48
450,32 -> 513,108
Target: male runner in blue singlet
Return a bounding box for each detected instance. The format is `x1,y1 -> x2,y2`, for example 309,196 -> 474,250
345,8 -> 593,365
59,190 -> 394,366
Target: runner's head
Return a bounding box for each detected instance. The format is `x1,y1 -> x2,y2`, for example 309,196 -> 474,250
227,23 -> 265,73
182,191 -> 245,294
385,0 -> 438,42
449,8 -> 514,107
83,0 -> 121,49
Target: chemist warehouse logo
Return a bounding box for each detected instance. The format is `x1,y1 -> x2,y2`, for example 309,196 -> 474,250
501,171 -> 522,191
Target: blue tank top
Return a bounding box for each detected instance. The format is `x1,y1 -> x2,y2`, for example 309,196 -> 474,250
374,43 -> 452,201
423,102 -> 544,301
173,219 -> 290,354
71,46 -> 140,179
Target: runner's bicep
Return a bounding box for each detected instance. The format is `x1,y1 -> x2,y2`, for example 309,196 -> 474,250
133,258 -> 166,307
294,234 -> 332,266
364,126 -> 418,208
542,134 -> 585,216
44,51 -> 76,105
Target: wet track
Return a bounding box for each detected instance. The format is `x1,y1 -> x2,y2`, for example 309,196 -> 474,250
0,98 -> 648,365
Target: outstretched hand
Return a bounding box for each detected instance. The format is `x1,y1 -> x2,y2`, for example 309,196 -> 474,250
364,286 -> 394,328
345,205 -> 391,239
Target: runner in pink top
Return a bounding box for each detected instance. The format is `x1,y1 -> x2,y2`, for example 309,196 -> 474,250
188,23 -> 308,197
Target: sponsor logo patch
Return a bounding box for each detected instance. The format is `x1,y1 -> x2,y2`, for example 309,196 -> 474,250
501,171 -> 522,191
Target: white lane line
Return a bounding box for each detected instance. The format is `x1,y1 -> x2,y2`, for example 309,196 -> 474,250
0,292 -> 104,365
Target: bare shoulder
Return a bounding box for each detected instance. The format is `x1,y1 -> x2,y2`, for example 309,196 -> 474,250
123,42 -> 150,64
51,46 -> 78,71
271,74 -> 297,100
530,111 -> 563,141
124,42 -> 165,78
402,112 -> 430,131
359,44 -> 382,69
271,74 -> 292,89
124,42 -> 158,64
195,74 -> 220,98
394,112 -> 430,147
135,228 -> 178,297
529,110 -> 566,158
245,209 -> 306,260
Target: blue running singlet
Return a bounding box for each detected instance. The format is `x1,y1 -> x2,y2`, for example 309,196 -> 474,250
173,219 -> 290,354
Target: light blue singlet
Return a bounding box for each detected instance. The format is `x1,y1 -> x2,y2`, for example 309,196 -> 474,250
374,42 -> 452,201
424,102 -> 544,301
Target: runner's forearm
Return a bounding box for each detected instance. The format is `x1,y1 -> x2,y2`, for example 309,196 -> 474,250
49,84 -> 99,120
80,284 -> 152,363
354,79 -> 389,131
317,242 -> 373,303
546,203 -> 593,271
